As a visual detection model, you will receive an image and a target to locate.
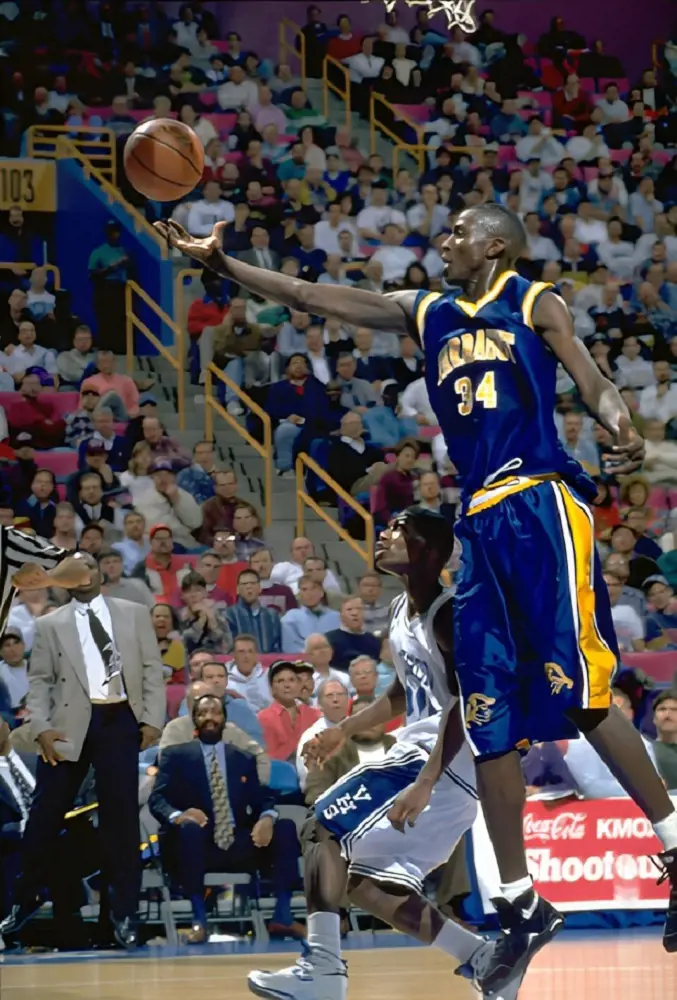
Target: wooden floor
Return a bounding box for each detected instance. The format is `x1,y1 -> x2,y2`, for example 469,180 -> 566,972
1,935 -> 676,1000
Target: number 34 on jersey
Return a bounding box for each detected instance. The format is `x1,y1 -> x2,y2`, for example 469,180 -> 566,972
437,328 -> 516,418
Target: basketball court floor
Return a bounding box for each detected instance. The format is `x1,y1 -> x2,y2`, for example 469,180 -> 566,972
1,930 -> 675,1000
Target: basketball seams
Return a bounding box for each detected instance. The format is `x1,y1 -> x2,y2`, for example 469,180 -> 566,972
128,132 -> 203,179
127,148 -> 195,189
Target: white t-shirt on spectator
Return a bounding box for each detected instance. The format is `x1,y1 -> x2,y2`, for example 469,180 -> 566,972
639,384 -> 677,423
314,219 -> 359,256
371,245 -> 417,282
564,733 -> 657,798
356,205 -> 407,235
271,560 -> 341,595
2,343 -> 57,375
421,247 -> 444,279
611,603 -> 644,652
597,98 -> 629,123
193,116 -> 218,148
526,233 -> 560,261
518,171 -> 553,213
515,133 -> 565,167
614,355 -> 655,389
406,203 -> 449,239
217,78 -> 258,110
226,662 -> 273,714
400,377 -> 436,424
565,135 -> 610,162
186,198 -> 235,236
26,289 -> 56,320
573,217 -> 609,244
344,52 -> 384,84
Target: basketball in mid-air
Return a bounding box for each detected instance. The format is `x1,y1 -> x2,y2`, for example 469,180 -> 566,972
123,118 -> 204,201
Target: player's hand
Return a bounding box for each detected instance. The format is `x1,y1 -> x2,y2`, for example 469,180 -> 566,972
303,727 -> 346,768
154,219 -> 227,268
47,554 -> 93,590
37,729 -> 68,766
606,413 -> 645,475
387,778 -> 434,833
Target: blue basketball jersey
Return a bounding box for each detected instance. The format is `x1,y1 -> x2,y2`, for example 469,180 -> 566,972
415,271 -> 596,505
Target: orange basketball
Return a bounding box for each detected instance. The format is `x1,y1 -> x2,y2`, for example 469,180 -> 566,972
123,118 -> 204,201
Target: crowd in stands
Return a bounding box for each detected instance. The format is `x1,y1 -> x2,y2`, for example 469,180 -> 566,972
0,0 -> 676,947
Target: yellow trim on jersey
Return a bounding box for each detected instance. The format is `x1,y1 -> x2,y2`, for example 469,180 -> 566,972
415,291 -> 442,338
455,269 -> 518,318
555,482 -> 616,710
467,473 -> 558,515
522,281 -> 555,331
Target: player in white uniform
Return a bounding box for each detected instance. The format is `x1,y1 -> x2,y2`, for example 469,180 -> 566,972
248,508 -> 522,1000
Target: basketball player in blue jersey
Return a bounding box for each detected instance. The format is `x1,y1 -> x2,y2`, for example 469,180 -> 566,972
157,215 -> 677,994
248,507 -> 521,1000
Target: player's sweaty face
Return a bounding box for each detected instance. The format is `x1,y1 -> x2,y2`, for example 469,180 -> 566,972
375,518 -> 409,573
442,213 -> 488,280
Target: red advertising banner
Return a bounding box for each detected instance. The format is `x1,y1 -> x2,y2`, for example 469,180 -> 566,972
523,798 -> 670,911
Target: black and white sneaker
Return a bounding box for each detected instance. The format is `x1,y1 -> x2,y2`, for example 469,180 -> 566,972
655,850 -> 677,953
470,890 -> 564,997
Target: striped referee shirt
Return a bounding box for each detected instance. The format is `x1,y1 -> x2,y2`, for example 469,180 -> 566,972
0,527 -> 65,634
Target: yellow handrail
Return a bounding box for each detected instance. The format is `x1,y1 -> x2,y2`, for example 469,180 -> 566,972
55,136 -> 168,258
125,280 -> 185,430
175,267 -> 203,329
204,364 -> 273,528
322,56 -> 351,130
370,93 -> 424,171
296,453 -> 374,570
279,17 -> 307,90
27,124 -> 117,184
0,262 -> 60,289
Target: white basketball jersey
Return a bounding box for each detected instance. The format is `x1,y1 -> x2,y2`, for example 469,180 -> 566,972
390,588 -> 455,749
389,588 -> 476,794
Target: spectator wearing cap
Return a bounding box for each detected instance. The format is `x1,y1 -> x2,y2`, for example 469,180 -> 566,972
652,691 -> 677,790
66,441 -> 122,505
179,571 -> 234,655
141,415 -> 192,470
280,576 -> 340,653
226,569 -> 282,654
77,406 -> 128,472
6,373 -> 65,450
177,441 -> 217,506
643,576 -> 677,647
64,382 -> 101,448
0,628 -> 28,718
98,548 -> 154,608
81,351 -> 139,421
132,523 -> 185,603
135,459 -> 203,552
257,661 -> 321,761
113,510 -> 150,575
2,430 -> 38,507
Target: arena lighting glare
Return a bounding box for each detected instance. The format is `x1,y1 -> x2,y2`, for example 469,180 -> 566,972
363,0 -> 478,33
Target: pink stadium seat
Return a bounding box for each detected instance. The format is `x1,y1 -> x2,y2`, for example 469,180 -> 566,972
212,39 -> 229,53
114,422 -> 126,436
582,166 -> 599,183
669,488 -> 677,508
610,149 -> 631,164
34,449 -> 78,478
418,425 -> 442,439
518,90 -> 551,109
621,652 -> 677,684
540,61 -> 564,91
393,103 -> 431,124
199,90 -> 218,107
56,484 -> 66,501
653,151 -> 673,166
206,112 -> 238,134
578,78 -> 596,94
648,487 -> 669,509
0,391 -> 79,418
225,152 -> 244,165
498,145 -> 516,166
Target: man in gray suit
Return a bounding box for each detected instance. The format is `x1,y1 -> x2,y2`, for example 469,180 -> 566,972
0,552 -> 166,950
236,227 -> 280,280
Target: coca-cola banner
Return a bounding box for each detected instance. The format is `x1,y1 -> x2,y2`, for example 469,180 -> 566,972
523,798 -> 670,911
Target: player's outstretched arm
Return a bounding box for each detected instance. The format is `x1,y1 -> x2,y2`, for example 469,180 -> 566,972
533,290 -> 644,474
154,220 -> 418,333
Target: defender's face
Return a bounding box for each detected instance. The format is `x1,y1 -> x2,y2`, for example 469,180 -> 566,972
441,211 -> 490,282
375,516 -> 411,575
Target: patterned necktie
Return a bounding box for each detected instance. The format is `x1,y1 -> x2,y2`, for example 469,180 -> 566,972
8,755 -> 33,814
86,607 -> 122,698
208,749 -> 234,852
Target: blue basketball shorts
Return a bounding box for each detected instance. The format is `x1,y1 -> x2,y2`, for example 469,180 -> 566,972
454,478 -> 618,757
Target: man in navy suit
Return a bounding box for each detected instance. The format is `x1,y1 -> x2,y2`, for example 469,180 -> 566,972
149,694 -> 303,943
266,354 -> 328,475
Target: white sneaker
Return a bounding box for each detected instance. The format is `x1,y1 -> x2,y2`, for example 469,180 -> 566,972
227,401 -> 244,416
248,954 -> 347,1000
455,939 -> 524,1000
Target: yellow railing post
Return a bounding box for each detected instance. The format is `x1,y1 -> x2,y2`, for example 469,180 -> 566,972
322,56 -> 351,131
28,124 -> 117,183
295,454 -> 375,569
126,280 -> 185,430
204,363 -> 273,528
370,94 -> 425,173
279,18 -> 306,90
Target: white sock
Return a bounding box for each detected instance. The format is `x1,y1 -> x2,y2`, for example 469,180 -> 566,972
432,917 -> 483,965
654,811 -> 677,852
307,911 -> 342,966
500,876 -> 536,909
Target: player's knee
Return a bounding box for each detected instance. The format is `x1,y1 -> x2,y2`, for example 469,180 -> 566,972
566,706 -> 609,733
